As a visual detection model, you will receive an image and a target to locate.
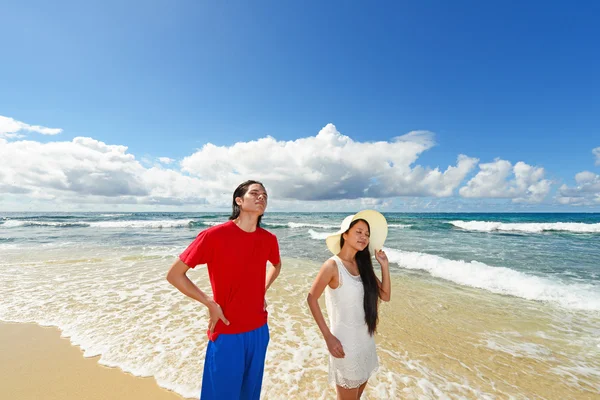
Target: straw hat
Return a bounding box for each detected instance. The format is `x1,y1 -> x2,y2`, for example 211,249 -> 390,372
325,210 -> 388,255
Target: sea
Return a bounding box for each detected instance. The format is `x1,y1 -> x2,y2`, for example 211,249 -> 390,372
1,212 -> 599,399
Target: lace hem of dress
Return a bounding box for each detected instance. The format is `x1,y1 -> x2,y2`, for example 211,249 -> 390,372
328,365 -> 379,389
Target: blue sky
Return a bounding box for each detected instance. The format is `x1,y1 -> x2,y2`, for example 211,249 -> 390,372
1,1 -> 599,211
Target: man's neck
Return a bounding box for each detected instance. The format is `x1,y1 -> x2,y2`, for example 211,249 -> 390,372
233,213 -> 260,232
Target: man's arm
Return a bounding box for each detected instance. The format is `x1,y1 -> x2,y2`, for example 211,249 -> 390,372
166,259 -> 212,304
265,262 -> 282,292
166,259 -> 229,333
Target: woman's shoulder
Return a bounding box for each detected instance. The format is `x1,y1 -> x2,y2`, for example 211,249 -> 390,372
324,256 -> 338,266
321,257 -> 339,274
322,257 -> 341,289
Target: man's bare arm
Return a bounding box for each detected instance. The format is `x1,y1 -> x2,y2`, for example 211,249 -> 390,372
265,262 -> 282,292
166,259 -> 229,332
166,259 -> 214,305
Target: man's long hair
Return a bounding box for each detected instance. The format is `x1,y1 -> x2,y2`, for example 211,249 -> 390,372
228,180 -> 265,227
339,219 -> 379,335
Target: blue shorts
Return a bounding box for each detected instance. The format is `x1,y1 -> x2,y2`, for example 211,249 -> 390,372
200,323 -> 270,400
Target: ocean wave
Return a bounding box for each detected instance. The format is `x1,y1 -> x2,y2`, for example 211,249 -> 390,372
0,219 -> 205,229
261,222 -> 293,229
301,222 -> 411,233
287,222 -> 340,229
306,224 -> 411,241
200,221 -> 223,227
89,220 -> 195,228
307,229 -> 334,240
1,218 -> 344,231
385,247 -> 600,311
1,220 -> 90,228
449,220 -> 600,234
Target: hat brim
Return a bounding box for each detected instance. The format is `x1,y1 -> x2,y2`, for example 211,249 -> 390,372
325,210 -> 388,255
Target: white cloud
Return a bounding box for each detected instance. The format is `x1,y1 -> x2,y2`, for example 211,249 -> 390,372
0,136 -> 209,206
554,148 -> 600,206
459,159 -> 552,203
9,121 -> 594,210
158,157 -> 174,164
556,171 -> 600,206
0,115 -> 62,137
0,123 -> 480,209
181,123 -> 478,201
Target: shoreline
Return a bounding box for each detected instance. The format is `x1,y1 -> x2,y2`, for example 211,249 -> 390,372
0,322 -> 186,400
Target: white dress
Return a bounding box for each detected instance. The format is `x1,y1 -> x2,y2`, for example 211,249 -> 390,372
325,255 -> 379,388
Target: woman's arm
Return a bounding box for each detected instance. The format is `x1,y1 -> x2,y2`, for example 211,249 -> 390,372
306,259 -> 345,358
374,250 -> 391,302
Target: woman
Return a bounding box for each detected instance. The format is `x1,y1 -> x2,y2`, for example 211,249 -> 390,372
307,210 -> 391,400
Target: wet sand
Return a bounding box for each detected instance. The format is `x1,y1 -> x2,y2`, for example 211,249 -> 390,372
0,322 -> 185,400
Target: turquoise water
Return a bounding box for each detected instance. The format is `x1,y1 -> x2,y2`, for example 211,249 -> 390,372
2,212 -> 599,309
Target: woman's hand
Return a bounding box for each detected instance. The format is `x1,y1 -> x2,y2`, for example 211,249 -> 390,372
325,334 -> 345,358
375,249 -> 389,269
208,301 -> 230,334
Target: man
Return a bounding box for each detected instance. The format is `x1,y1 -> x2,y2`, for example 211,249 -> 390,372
167,180 -> 282,400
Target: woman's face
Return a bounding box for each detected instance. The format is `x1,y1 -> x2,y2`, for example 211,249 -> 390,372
342,220 -> 370,251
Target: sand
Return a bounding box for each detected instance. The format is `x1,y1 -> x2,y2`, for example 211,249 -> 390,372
0,322 -> 186,400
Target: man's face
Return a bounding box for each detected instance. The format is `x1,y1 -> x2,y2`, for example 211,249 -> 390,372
237,183 -> 268,214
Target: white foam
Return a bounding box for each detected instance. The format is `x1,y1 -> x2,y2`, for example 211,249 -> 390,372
89,220 -> 194,228
484,338 -> 552,360
281,221 -> 412,230
1,219 -> 197,229
2,248 -> 597,399
288,222 -> 339,229
201,221 -> 223,227
1,220 -> 24,228
385,247 -> 600,311
449,220 -> 600,234
307,229 -> 334,240
550,365 -> 600,393
1,220 -> 89,228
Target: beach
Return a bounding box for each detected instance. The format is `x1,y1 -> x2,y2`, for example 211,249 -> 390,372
1,212 -> 599,399
0,322 -> 183,400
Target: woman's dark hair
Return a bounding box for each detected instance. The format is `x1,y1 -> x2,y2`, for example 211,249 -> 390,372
229,180 -> 265,227
340,219 -> 379,335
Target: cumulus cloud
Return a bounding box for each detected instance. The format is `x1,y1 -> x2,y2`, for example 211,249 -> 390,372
158,157 -> 174,164
459,159 -> 552,203
7,121 -> 582,210
555,148 -> 600,206
0,136 -> 209,206
181,123 -> 478,201
0,115 -> 62,138
556,171 -> 600,206
0,123 -> 479,208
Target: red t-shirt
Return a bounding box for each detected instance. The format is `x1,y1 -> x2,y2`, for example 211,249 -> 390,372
179,220 -> 280,341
